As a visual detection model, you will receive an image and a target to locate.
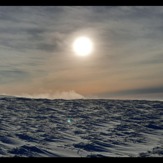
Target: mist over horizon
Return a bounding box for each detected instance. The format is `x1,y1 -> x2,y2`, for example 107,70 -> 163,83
0,91 -> 162,101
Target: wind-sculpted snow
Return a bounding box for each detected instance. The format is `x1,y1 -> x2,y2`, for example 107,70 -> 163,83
0,97 -> 163,157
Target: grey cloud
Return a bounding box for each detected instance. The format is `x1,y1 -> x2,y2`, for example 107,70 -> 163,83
35,43 -> 57,52
0,70 -> 29,84
116,86 -> 163,95
0,7 -> 63,52
1,6 -> 162,53
99,86 -> 163,98
135,53 -> 163,66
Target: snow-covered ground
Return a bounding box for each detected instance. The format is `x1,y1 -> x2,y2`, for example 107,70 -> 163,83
0,97 -> 163,157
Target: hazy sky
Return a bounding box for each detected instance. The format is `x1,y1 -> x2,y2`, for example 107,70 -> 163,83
0,6 -> 163,100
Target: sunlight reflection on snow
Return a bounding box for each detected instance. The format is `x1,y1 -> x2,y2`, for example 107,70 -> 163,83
67,118 -> 71,124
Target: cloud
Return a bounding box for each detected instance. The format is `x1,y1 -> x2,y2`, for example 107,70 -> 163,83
0,6 -> 163,99
116,86 -> 163,95
0,69 -> 29,84
100,85 -> 163,97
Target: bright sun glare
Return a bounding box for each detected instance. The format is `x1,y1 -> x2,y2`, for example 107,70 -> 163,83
73,36 -> 93,56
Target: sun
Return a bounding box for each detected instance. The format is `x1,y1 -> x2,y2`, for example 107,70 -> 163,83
72,36 -> 93,56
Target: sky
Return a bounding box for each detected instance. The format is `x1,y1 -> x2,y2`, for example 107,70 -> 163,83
0,6 -> 163,100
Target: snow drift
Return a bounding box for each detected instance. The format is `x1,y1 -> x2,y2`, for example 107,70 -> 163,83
0,97 -> 163,157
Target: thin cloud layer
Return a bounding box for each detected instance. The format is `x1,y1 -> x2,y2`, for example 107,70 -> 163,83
0,6 -> 163,100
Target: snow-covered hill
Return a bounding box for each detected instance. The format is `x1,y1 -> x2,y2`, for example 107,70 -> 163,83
0,97 -> 163,157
